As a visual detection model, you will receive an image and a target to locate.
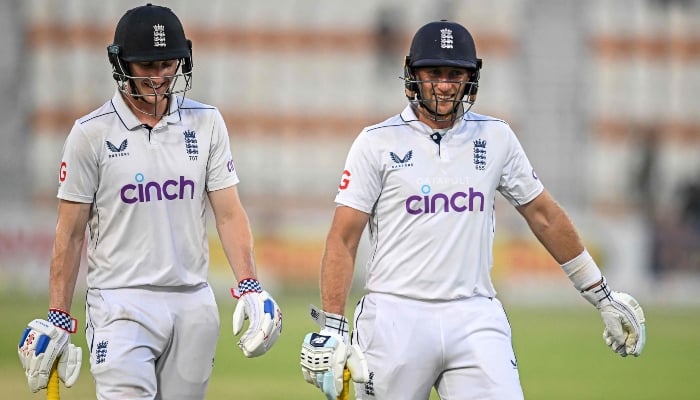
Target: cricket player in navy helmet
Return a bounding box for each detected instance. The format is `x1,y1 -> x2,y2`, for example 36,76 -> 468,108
300,20 -> 645,399
17,4 -> 282,398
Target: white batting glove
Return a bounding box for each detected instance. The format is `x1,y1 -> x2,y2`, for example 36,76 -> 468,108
581,277 -> 646,357
18,311 -> 82,392
300,305 -> 369,400
232,278 -> 283,358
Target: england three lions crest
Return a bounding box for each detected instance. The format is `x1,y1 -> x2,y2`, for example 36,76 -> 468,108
184,130 -> 199,160
473,139 -> 486,170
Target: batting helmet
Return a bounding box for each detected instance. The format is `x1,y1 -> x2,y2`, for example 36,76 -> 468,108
107,3 -> 193,115
109,3 -> 191,63
404,20 -> 482,118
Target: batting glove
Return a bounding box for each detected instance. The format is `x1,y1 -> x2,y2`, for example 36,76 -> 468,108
18,309 -> 82,392
232,278 -> 283,358
300,305 -> 369,400
581,277 -> 646,357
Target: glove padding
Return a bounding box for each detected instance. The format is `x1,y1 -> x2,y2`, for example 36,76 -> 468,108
232,290 -> 283,357
300,330 -> 369,400
581,280 -> 646,357
18,319 -> 82,392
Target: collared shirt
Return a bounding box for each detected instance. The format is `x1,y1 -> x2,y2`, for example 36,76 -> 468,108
58,90 -> 238,289
335,105 -> 544,300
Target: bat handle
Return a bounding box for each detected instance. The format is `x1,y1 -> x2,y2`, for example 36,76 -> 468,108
46,362 -> 60,400
337,367 -> 351,400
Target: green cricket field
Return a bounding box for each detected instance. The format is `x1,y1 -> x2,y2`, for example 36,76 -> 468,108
4,288 -> 698,399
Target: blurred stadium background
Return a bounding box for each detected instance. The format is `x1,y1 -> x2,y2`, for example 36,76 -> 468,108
1,0 -> 699,398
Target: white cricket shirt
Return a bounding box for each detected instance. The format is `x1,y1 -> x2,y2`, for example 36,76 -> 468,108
336,105 -> 544,300
58,90 -> 239,289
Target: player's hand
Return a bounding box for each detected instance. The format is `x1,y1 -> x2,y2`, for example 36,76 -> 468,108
18,316 -> 82,392
300,306 -> 369,400
581,278 -> 646,357
232,278 -> 283,357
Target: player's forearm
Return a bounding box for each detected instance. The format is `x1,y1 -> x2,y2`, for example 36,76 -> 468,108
320,239 -> 356,315
217,215 -> 257,281
48,201 -> 89,312
519,190 -> 584,264
209,186 -> 258,281
531,209 -> 584,264
48,234 -> 83,312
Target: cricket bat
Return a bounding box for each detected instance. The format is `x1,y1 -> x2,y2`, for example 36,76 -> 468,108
337,367 -> 351,400
46,363 -> 59,400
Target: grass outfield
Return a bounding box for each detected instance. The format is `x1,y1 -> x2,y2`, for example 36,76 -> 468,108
3,288 -> 699,400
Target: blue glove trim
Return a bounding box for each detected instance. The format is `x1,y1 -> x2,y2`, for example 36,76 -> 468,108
35,335 -> 50,355
18,328 -> 30,348
263,298 -> 275,319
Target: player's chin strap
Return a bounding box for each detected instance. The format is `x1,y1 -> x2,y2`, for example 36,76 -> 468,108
561,249 -> 646,357
405,79 -> 476,124
412,102 -> 466,124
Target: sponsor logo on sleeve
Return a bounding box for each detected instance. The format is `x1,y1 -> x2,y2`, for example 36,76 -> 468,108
59,161 -> 67,183
339,169 -> 351,190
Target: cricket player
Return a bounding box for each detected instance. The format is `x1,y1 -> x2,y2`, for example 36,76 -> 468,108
300,20 -> 646,400
17,4 -> 282,399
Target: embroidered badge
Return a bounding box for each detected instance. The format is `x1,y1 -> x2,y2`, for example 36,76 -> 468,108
153,24 -> 166,47
473,139 -> 486,170
440,28 -> 454,49
184,130 -> 198,160
390,150 -> 414,169
364,371 -> 375,396
106,139 -> 129,158
95,340 -> 109,364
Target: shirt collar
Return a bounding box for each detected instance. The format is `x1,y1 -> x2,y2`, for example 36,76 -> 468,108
400,104 -> 466,138
111,89 -> 182,130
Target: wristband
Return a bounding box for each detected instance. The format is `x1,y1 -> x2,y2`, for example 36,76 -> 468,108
230,278 -> 262,298
560,249 -> 603,291
310,305 -> 349,343
48,308 -> 78,333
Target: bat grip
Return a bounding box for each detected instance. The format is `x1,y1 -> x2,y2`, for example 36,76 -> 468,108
337,367 -> 351,400
46,362 -> 60,400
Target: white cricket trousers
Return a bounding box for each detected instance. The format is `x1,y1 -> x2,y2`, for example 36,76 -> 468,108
352,293 -> 524,400
85,284 -> 220,400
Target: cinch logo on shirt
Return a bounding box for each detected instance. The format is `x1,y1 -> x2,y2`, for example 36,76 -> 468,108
405,184 -> 485,214
120,173 -> 195,204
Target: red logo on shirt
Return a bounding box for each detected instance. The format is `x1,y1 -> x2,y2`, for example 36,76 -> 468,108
59,162 -> 67,183
339,170 -> 351,190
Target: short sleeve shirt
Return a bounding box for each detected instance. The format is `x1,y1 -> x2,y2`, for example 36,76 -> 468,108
335,106 -> 543,300
58,91 -> 239,289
